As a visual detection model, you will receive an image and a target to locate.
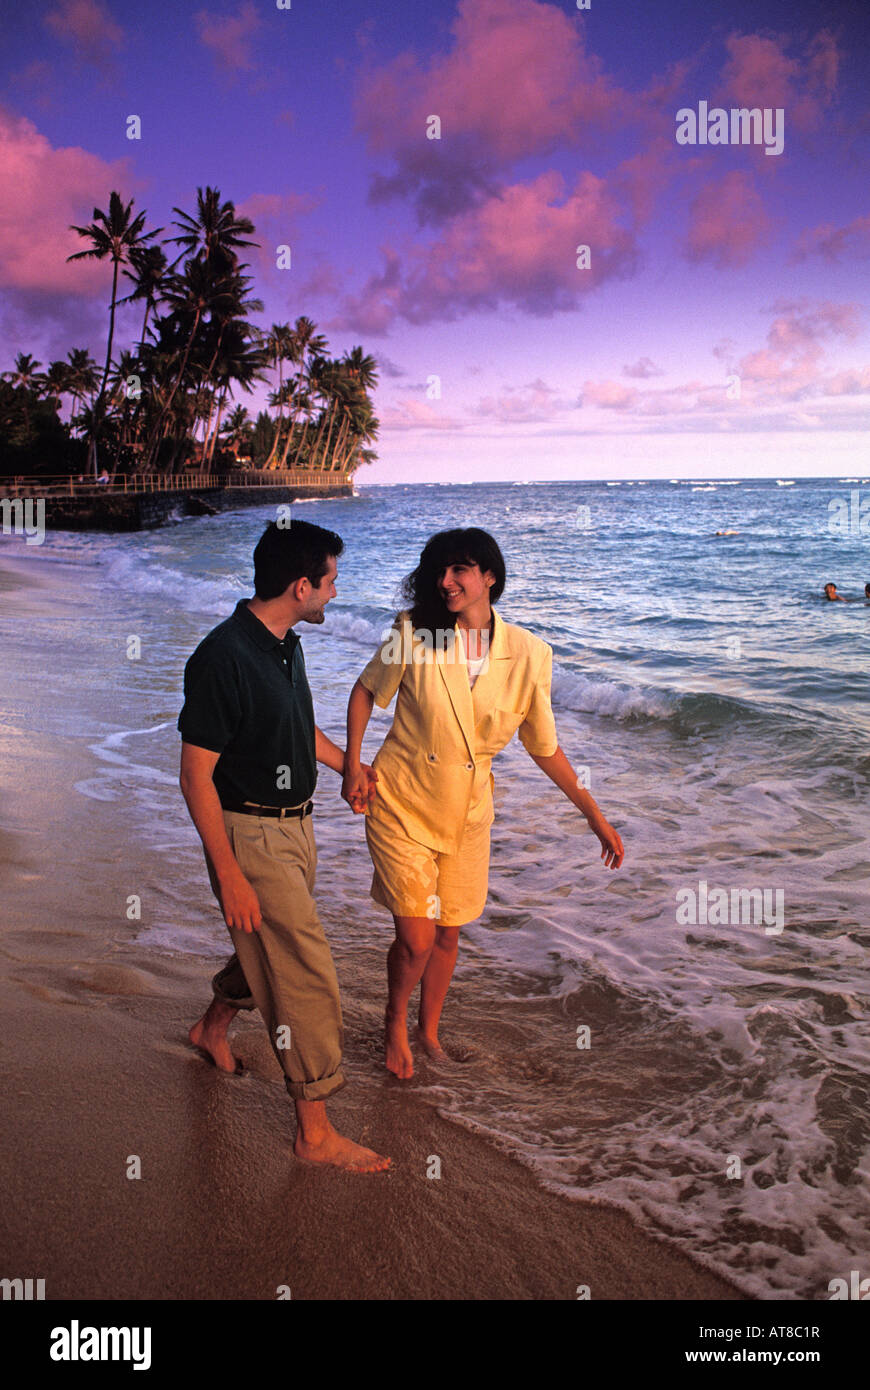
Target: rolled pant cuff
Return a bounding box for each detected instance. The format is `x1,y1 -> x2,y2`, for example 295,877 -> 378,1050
284,1069 -> 347,1102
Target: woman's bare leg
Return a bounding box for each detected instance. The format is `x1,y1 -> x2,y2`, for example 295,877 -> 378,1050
417,923 -> 461,1059
385,915 -> 435,1078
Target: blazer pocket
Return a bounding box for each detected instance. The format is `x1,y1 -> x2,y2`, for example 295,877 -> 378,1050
476,706 -> 526,751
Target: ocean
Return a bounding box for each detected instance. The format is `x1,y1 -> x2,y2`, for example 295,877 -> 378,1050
2,476 -> 869,1299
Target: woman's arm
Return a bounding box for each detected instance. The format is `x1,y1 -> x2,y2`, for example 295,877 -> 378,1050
529,744 -> 624,869
343,678 -> 378,811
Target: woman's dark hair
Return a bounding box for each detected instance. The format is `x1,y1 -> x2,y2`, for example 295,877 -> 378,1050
400,528 -> 506,633
253,518 -> 344,599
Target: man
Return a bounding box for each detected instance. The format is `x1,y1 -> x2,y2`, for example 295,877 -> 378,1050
824,582 -> 847,602
179,518 -> 389,1174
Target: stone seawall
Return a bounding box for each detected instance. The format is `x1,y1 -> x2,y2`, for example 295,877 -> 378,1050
41,484 -> 354,532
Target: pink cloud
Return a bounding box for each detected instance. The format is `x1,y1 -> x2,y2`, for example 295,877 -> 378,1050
379,399 -> 459,432
478,378 -> 563,423
826,367 -> 870,396
739,300 -> 861,391
623,357 -> 664,379
685,171 -> 772,268
614,139 -> 677,225
296,262 -> 342,301
10,61 -> 57,113
43,0 -> 123,71
718,30 -> 840,133
793,213 -> 870,263
331,247 -> 405,335
336,170 -> 636,332
582,381 -> 638,410
195,3 -> 261,74
356,0 -> 629,222
0,107 -> 136,295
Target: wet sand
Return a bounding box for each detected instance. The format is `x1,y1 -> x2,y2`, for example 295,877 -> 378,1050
0,548 -> 744,1300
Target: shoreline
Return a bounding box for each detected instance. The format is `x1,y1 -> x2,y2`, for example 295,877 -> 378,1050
0,545 -> 746,1300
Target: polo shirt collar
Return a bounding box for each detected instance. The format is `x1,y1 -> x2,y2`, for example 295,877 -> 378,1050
232,599 -> 298,652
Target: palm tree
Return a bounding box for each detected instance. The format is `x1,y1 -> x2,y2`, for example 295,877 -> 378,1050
67,191 -> 161,473
119,244 -> 168,347
220,404 -> 251,460
43,360 -> 71,414
277,317 -> 328,469
167,186 -> 257,272
64,349 -> 99,434
2,352 -> 44,392
185,269 -> 263,473
144,258 -> 242,469
2,353 -> 46,435
344,346 -> 379,393
203,323 -> 269,472
262,322 -> 293,468
108,349 -> 144,469
328,349 -> 379,472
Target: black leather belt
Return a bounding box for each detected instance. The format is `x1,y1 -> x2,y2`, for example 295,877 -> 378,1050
223,800 -> 313,820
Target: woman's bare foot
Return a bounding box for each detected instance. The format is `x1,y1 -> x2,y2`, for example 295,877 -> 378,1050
189,1006 -> 243,1075
415,1025 -> 449,1062
294,1126 -> 391,1174
384,1008 -> 414,1078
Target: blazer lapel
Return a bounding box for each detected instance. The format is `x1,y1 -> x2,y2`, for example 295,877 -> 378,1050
438,610 -> 513,758
469,608 -> 512,722
437,625 -> 477,762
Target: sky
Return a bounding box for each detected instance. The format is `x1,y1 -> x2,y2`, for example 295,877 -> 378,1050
0,0 -> 868,483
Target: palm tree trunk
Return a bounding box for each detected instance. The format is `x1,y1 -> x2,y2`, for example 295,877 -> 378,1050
264,355 -> 284,469
314,399 -> 339,470
331,411 -> 351,472
206,386 -> 229,472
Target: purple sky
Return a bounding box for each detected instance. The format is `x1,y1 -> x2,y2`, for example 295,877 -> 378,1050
1,0 -> 868,482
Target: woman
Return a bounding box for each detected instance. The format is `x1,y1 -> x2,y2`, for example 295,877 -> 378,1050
343,528 -> 624,1079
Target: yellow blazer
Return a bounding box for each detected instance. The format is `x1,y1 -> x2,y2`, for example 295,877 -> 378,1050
358,608 -> 558,854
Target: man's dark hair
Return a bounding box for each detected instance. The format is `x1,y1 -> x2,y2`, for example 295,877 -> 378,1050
253,518 -> 344,599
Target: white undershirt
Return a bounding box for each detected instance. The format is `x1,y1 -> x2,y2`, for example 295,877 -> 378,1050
459,627 -> 488,687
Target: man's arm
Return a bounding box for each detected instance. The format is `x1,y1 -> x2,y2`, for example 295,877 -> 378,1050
179,742 -> 262,932
315,725 -> 345,774
316,719 -> 378,813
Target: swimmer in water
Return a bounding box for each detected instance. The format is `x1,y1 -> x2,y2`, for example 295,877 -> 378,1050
824,582 -> 846,602
714,529 -> 740,537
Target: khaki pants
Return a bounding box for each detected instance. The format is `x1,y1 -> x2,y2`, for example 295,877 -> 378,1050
207,809 -> 346,1101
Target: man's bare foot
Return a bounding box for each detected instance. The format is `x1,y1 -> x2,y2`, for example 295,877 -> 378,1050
385,1009 -> 414,1078
415,1025 -> 449,1062
294,1126 -> 391,1174
189,1015 -> 243,1075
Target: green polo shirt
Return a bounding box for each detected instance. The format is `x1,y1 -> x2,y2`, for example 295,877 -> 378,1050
178,599 -> 317,808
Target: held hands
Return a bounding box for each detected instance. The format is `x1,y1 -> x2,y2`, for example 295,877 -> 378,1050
341,762 -> 379,815
587,813 -> 625,869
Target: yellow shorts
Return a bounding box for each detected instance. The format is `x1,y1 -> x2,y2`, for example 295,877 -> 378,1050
364,803 -> 491,927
